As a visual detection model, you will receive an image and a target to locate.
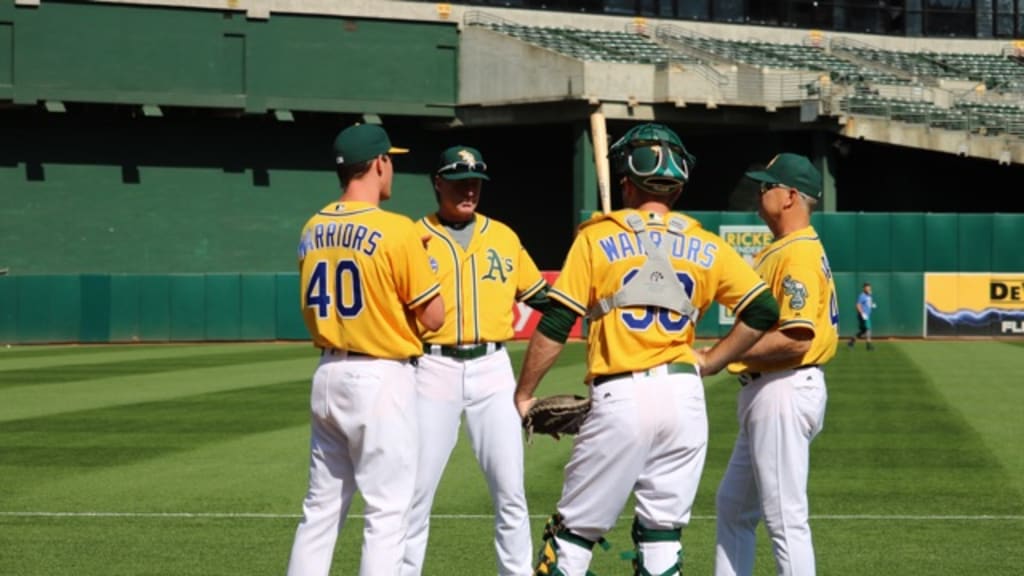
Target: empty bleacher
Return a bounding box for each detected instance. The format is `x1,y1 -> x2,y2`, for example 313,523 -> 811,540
475,21 -> 679,64
467,13 -> 1023,159
929,52 -> 1024,91
473,17 -> 1022,97
840,93 -> 1024,136
832,38 -> 1024,92
655,24 -> 910,86
952,101 -> 1024,136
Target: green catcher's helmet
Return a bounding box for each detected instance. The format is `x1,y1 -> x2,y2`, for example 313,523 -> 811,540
609,123 -> 696,195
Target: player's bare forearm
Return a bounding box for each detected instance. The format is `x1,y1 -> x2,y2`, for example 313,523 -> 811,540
415,294 -> 445,332
733,327 -> 811,366
514,331 -> 565,418
697,321 -> 766,376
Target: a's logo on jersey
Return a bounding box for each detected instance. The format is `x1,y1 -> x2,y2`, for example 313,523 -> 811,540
429,256 -> 439,274
783,275 -> 808,310
482,249 -> 509,282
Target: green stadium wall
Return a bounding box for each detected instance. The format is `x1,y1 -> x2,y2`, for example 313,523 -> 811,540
0,1 -> 458,116
3,212 -> 1022,344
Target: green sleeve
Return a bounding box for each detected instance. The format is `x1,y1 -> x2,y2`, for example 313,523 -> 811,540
737,290 -> 780,331
536,300 -> 579,343
524,284 -> 552,313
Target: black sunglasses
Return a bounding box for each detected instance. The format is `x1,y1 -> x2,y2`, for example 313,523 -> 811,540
760,182 -> 788,194
438,160 -> 487,175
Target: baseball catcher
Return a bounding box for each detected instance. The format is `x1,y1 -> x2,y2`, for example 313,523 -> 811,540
514,122 -> 780,576
521,394 -> 591,443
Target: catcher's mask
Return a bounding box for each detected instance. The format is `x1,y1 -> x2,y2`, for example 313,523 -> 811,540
609,123 -> 696,196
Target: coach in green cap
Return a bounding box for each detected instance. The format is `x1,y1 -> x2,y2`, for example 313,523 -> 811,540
715,151 -> 835,576
402,142 -> 549,576
743,152 -> 823,199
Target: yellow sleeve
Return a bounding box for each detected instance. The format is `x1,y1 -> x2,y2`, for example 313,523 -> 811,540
777,263 -> 821,334
392,224 -> 441,309
516,245 -> 546,301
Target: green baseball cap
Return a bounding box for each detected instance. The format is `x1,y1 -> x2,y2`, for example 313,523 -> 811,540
744,153 -> 823,199
333,124 -> 409,166
436,145 -> 490,181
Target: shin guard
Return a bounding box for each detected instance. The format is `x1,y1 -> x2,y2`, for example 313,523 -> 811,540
534,513 -> 610,576
619,516 -> 683,576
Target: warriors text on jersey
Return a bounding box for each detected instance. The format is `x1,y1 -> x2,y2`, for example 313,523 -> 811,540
417,213 -> 545,345
298,201 -> 440,359
550,210 -> 768,379
728,225 -> 839,374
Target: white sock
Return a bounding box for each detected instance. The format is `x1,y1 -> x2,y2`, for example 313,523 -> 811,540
638,540 -> 681,575
553,535 -> 595,576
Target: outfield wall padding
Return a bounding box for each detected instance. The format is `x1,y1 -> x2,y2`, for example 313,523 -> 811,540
3,211 -> 1023,344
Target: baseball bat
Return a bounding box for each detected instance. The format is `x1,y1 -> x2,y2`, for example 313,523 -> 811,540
590,109 -> 611,215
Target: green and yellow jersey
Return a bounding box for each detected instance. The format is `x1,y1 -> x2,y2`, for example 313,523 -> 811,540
728,225 -> 839,374
417,213 -> 545,345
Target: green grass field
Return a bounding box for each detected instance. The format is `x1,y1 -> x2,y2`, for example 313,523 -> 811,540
2,340 -> 1022,575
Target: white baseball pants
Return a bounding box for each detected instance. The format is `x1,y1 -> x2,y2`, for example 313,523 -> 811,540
553,368 -> 708,576
401,347 -> 533,576
287,353 -> 419,576
714,366 -> 827,576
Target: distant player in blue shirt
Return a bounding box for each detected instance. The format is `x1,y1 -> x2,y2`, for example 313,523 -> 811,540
848,282 -> 875,350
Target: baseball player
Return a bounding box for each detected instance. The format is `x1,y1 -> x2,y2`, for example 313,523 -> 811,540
401,145 -> 549,576
514,123 -> 780,576
287,123 -> 445,576
707,153 -> 839,576
848,282 -> 875,350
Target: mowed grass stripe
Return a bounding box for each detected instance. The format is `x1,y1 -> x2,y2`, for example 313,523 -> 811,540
896,340 -> 1024,499
789,342 -> 1024,516
0,378 -> 310,502
0,342 -> 310,369
0,355 -> 317,423
0,344 -> 313,387
0,344 -> 186,360
3,425 -> 311,513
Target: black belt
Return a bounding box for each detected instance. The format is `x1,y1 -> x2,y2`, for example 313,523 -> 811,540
593,363 -> 698,387
320,348 -> 417,366
321,348 -> 373,358
423,342 -> 504,361
738,364 -> 819,386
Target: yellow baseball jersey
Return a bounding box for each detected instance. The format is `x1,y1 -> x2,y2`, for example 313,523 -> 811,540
728,225 -> 839,374
297,201 -> 441,359
550,210 -> 768,380
417,213 -> 546,345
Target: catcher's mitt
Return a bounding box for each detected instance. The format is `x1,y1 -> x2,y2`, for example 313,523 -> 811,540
522,394 -> 591,443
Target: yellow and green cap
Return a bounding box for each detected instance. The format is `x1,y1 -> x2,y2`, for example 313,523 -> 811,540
745,153 -> 823,199
333,124 -> 409,166
436,145 -> 490,181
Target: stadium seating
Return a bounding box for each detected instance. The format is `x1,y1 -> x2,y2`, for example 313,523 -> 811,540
477,22 -> 677,64
468,13 -> 1022,154
952,101 -> 1024,136
839,93 -> 1024,136
832,38 -> 1024,92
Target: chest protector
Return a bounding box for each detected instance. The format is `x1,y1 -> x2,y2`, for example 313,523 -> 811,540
586,213 -> 698,323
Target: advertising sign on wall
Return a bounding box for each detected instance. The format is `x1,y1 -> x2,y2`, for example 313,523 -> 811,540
717,225 -> 774,325
924,273 -> 1024,337
512,271 -> 584,340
